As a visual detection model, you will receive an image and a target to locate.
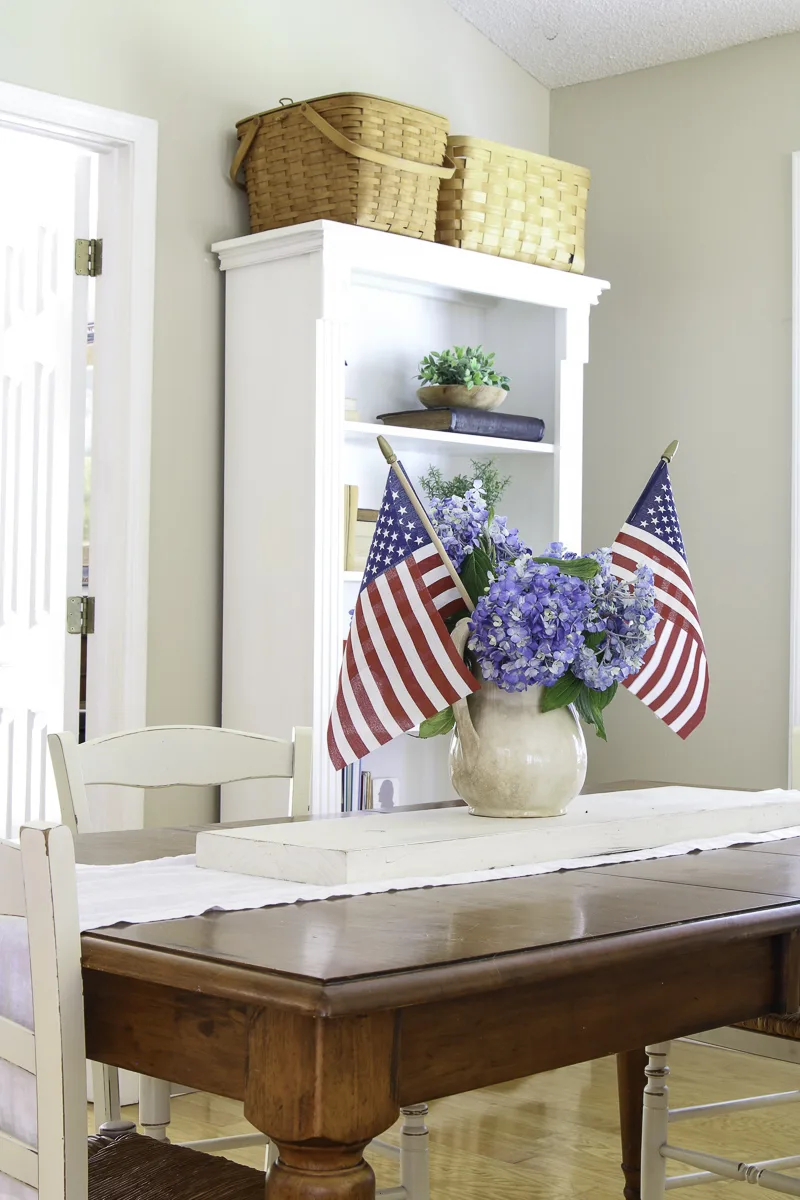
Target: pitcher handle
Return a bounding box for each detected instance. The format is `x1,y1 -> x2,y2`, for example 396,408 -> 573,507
450,617 -> 480,762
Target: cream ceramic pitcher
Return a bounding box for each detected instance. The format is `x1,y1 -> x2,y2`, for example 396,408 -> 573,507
449,619 -> 588,818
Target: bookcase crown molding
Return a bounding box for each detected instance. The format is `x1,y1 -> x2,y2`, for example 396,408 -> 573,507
212,220 -> 609,309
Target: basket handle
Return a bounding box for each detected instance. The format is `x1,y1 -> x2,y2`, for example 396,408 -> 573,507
298,103 -> 455,179
230,117 -> 261,189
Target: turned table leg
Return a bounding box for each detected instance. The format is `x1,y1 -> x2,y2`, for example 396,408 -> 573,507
617,1047 -> 648,1200
266,1143 -> 375,1199
245,1008 -> 399,1200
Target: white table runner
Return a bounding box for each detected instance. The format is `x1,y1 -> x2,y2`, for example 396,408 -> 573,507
74,786 -> 800,932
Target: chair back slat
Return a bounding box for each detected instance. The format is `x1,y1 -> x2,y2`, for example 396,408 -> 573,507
0,842 -> 26,917
289,726 -> 313,818
78,726 -> 294,788
0,1129 -> 38,1188
0,1014 -> 35,1073
0,826 -> 88,1200
48,724 -> 313,833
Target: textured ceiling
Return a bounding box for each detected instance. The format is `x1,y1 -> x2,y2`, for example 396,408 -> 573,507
446,0 -> 800,87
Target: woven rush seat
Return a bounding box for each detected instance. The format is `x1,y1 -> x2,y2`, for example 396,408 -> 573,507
736,1012 -> 800,1038
87,1132 -> 265,1200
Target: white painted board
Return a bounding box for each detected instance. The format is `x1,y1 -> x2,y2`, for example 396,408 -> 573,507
195,787 -> 800,886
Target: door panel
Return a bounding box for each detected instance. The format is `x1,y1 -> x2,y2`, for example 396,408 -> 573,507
0,131 -> 90,836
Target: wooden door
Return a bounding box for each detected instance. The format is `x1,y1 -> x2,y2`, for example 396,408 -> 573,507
0,129 -> 91,836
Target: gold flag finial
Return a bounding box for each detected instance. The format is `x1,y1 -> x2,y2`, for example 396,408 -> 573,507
661,439 -> 679,463
377,435 -> 398,465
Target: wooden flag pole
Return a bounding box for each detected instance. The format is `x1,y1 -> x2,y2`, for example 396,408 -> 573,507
661,439 -> 679,463
377,435 -> 475,613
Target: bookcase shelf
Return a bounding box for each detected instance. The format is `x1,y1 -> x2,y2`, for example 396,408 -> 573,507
344,420 -> 555,456
214,220 -> 609,819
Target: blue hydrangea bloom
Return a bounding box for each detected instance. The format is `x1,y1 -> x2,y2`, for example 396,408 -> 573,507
467,555 -> 593,690
487,514 -> 529,562
430,483 -> 488,571
431,482 -> 529,572
544,543 -> 658,690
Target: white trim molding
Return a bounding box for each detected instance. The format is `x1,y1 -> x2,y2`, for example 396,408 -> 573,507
213,220 -> 610,309
790,151 -> 800,787
0,81 -> 157,758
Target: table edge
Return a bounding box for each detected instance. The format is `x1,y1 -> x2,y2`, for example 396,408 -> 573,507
82,899 -> 800,1017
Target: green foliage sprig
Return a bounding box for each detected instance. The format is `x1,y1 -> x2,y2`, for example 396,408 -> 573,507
417,345 -> 510,391
420,458 -> 511,510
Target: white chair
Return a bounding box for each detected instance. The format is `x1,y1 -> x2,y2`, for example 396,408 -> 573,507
641,1039 -> 800,1196
46,726 -> 430,1198
0,822 -> 268,1200
46,724 -> 313,1153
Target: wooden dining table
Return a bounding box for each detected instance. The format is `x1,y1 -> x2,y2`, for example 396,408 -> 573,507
76,820 -> 800,1200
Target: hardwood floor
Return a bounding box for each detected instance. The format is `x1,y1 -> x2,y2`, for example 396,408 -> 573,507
107,1042 -> 800,1198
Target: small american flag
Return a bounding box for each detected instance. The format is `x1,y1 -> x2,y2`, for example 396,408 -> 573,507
327,467 -> 479,771
611,458 -> 708,738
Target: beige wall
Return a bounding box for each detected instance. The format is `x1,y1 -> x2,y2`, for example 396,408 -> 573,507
551,34 -> 800,789
0,0 -> 549,770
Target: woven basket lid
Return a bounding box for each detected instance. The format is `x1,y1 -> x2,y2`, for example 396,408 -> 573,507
235,92 -> 449,132
447,134 -> 589,178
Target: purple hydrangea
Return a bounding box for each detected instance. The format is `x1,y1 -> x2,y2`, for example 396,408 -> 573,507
467,555 -> 593,690
487,514 -> 529,562
544,543 -> 658,690
431,481 -> 529,572
430,483 -> 488,571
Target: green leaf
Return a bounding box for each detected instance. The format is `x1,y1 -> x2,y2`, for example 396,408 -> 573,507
415,345 -> 511,391
574,685 -> 594,724
575,686 -> 606,739
597,681 -> 618,710
589,691 -> 608,741
540,671 -> 582,713
583,630 -> 605,650
573,685 -> 608,740
418,707 -> 455,738
459,546 -> 494,605
419,459 -> 510,508
532,555 -> 601,580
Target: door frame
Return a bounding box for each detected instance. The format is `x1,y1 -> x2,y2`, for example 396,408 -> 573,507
791,151 -> 800,785
0,80 -> 157,742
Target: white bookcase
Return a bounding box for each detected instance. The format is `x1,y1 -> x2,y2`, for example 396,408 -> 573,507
212,220 -> 608,819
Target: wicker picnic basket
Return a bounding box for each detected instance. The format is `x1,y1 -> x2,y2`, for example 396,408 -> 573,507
436,135 -> 590,272
230,94 -> 454,241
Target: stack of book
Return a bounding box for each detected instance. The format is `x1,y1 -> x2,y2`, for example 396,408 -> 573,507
341,764 -> 374,812
343,485 -> 379,572
377,407 -> 545,442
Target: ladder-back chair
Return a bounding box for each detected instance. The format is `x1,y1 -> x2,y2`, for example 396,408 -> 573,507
46,724 -> 312,1152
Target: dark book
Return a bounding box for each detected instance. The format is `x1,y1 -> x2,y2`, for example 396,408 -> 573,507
377,407 -> 545,443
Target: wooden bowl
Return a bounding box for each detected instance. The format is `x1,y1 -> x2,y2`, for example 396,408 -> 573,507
416,384 -> 508,411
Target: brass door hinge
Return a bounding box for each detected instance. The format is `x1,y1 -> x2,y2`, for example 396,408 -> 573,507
74,238 -> 103,277
66,595 -> 95,635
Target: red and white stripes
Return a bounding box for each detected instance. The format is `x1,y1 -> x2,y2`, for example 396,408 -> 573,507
612,525 -> 708,739
327,546 -> 476,771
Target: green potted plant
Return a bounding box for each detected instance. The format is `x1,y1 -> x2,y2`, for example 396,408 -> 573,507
416,345 -> 510,411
